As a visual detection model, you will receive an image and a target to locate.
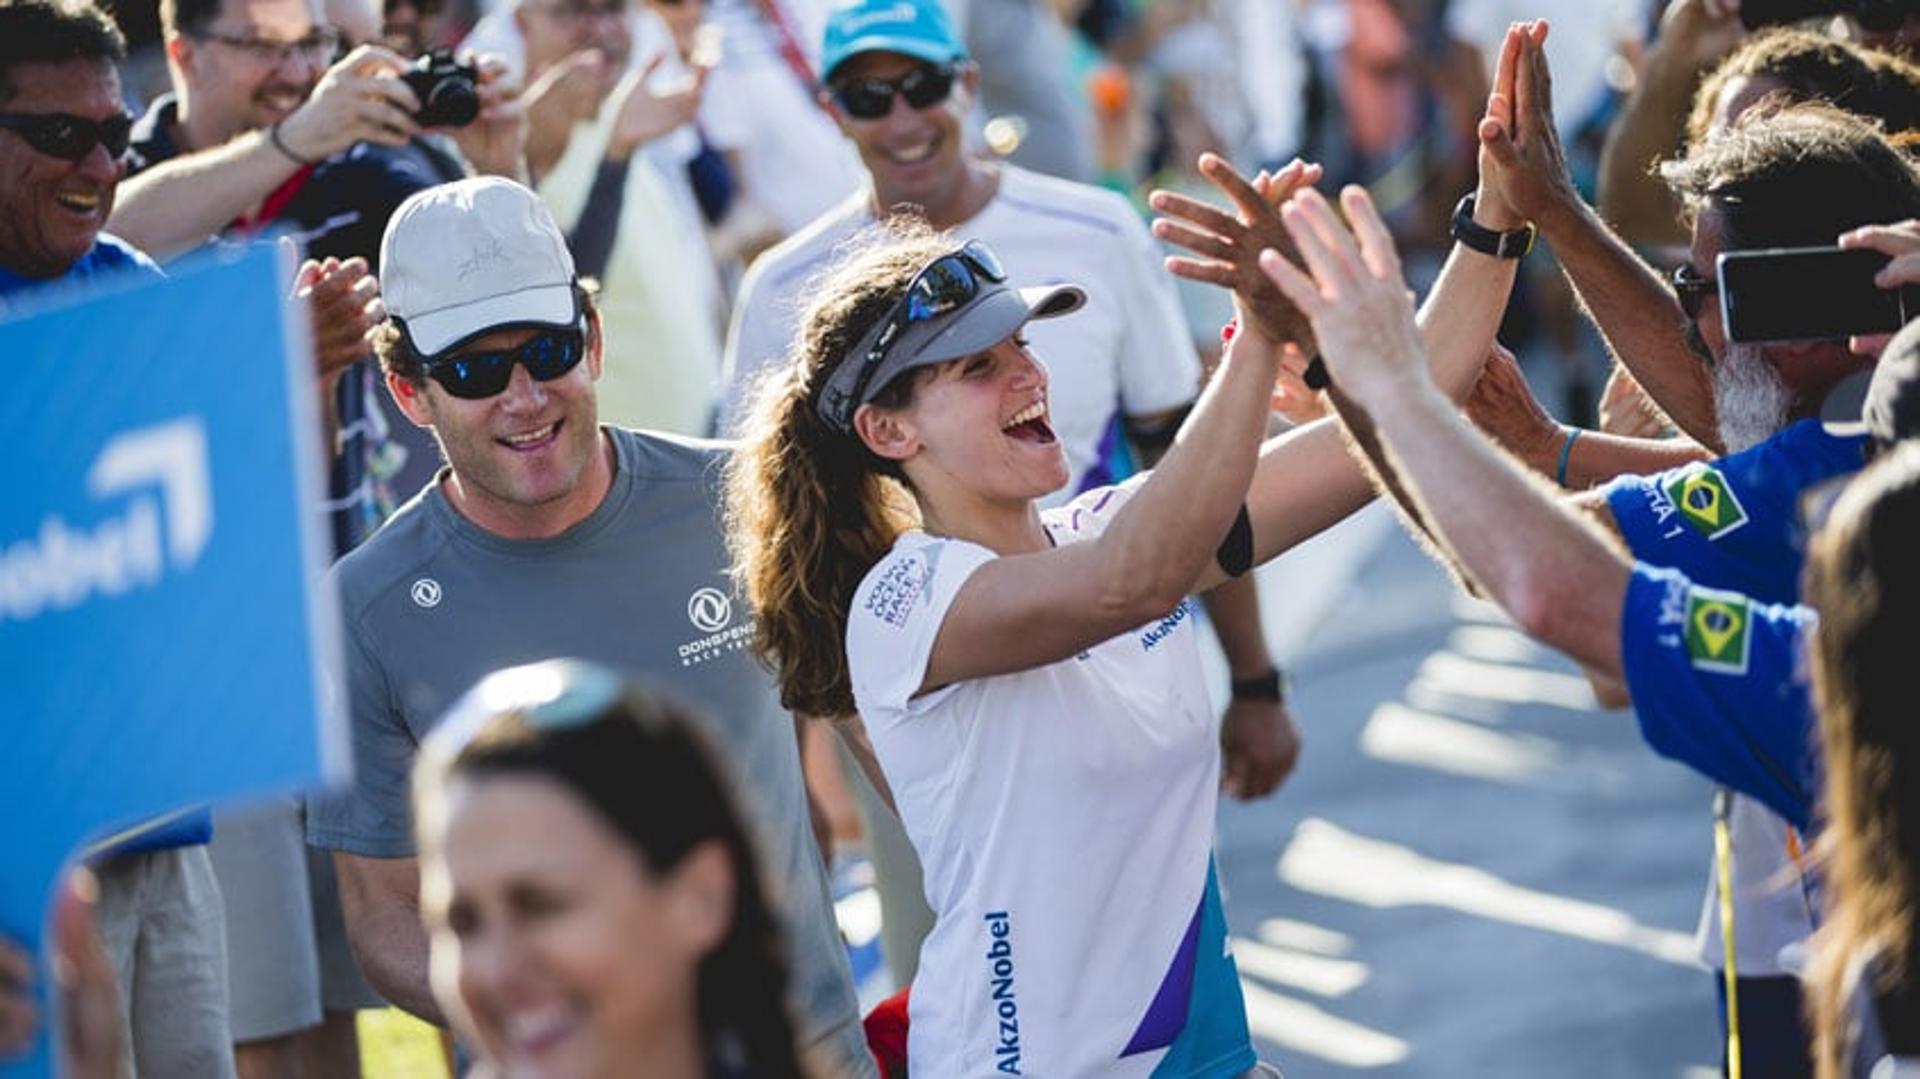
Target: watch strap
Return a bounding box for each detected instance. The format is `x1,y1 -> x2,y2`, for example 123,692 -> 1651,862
1452,194 -> 1535,259
1230,668 -> 1287,703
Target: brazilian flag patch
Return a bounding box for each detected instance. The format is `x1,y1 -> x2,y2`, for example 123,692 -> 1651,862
1664,467 -> 1748,540
1684,589 -> 1752,675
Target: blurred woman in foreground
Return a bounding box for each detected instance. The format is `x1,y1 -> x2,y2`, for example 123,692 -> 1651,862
412,659 -> 807,1079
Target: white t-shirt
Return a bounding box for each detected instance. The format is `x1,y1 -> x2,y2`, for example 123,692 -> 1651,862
1695,793 -> 1818,976
700,0 -> 867,235
847,481 -> 1256,1078
719,165 -> 1202,500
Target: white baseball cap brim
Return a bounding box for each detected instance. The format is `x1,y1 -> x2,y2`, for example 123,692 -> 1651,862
380,176 -> 580,357
401,281 -> 579,357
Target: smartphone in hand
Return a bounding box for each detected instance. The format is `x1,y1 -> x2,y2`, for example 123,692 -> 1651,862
1719,246 -> 1916,344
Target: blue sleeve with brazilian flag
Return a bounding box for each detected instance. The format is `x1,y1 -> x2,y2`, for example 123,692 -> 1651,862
1619,563 -> 1818,832
1602,419 -> 1867,604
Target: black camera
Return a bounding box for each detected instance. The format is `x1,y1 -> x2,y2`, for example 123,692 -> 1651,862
402,49 -> 479,128
1739,0 -> 1909,32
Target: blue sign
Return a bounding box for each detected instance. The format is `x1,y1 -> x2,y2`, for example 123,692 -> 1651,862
0,243 -> 342,1077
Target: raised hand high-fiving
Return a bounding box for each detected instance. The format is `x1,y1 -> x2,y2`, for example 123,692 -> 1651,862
1149,154 -> 1324,349
1259,186 -> 1428,409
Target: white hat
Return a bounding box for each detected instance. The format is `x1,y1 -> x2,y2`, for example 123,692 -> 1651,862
380,177 -> 578,357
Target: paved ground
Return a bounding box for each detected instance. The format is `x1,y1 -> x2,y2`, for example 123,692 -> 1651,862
1209,505 -> 1723,1078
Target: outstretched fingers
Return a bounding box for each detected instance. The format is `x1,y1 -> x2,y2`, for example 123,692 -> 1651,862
1340,186 -> 1404,282
1148,188 -> 1242,241
1259,247 -> 1323,317
1151,216 -> 1238,263
1281,188 -> 1363,296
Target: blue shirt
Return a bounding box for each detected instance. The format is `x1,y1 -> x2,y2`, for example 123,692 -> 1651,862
1606,422 -> 1867,832
0,234 -> 160,307
1619,564 -> 1818,832
2,235 -> 212,854
1603,420 -> 1868,604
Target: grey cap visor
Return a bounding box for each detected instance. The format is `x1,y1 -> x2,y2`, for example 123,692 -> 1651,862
819,282 -> 1086,431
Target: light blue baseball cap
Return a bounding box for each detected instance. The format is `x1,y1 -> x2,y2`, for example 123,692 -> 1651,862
820,0 -> 968,84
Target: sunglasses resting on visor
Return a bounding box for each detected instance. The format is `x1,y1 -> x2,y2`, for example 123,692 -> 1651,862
0,111 -> 133,162
422,324 -> 587,399
829,62 -> 958,120
820,239 -> 1006,431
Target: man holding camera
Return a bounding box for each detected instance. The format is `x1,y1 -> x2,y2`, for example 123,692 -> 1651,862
111,0 -> 523,265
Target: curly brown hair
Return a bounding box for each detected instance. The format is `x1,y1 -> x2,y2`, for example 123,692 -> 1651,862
1685,28 -> 1920,151
723,221 -> 959,717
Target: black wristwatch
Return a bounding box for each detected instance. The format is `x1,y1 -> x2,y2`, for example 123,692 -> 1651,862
1451,194 -> 1535,259
1230,667 -> 1289,703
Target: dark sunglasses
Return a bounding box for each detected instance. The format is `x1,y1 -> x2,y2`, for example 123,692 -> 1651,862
829,62 -> 957,121
823,240 -> 1006,431
1672,263 -> 1717,320
423,324 -> 586,399
0,111 -> 133,162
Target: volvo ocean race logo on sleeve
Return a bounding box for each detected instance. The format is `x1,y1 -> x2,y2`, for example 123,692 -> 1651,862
984,911 -> 1021,1073
866,549 -> 932,628
676,583 -> 755,667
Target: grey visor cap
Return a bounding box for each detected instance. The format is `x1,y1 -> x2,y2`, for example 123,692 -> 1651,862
818,282 -> 1087,431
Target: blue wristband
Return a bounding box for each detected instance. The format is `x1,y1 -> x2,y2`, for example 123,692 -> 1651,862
1555,427 -> 1582,487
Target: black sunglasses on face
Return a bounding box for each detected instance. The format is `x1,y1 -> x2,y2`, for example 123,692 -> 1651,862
1672,263 -> 1717,320
829,62 -> 957,121
424,324 -> 587,399
824,240 -> 1006,430
0,112 -> 133,162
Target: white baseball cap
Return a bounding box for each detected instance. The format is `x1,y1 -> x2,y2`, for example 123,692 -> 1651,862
380,177 -> 579,357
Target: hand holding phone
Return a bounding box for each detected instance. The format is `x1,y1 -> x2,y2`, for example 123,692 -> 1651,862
1718,245 -> 1917,344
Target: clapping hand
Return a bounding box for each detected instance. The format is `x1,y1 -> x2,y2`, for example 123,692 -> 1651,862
606,52 -> 709,161
294,254 -> 384,383
1475,21 -> 1575,230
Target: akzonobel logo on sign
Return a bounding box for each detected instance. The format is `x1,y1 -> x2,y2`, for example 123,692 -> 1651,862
1,418 -> 212,623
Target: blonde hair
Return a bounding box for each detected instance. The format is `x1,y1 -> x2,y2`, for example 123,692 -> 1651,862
1804,444 -> 1920,1077
724,221 -> 957,717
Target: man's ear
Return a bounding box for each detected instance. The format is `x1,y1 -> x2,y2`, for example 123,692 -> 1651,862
954,60 -> 980,109
387,370 -> 434,427
586,307 -> 605,381
853,403 -> 918,462
164,32 -> 193,77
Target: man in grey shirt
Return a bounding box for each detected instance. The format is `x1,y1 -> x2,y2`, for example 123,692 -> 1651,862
306,175 -> 873,1075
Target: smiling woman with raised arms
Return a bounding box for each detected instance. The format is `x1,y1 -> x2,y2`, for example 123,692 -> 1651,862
721,144 -> 1411,1075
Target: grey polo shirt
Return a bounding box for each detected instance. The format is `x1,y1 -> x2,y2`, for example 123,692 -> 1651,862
307,427 -> 868,1069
